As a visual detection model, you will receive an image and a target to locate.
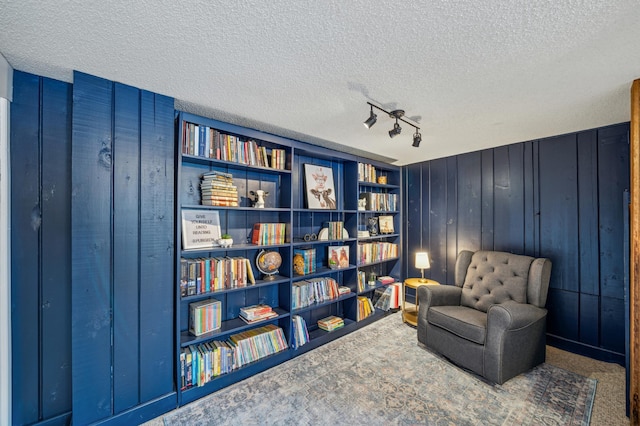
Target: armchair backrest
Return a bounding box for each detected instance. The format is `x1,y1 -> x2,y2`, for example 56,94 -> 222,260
456,250 -> 551,312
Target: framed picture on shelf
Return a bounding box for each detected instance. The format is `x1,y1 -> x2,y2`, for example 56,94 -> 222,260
181,209 -> 221,249
328,245 -> 349,269
304,164 -> 337,209
378,215 -> 394,234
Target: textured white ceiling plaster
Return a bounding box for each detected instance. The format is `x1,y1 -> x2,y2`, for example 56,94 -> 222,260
1,0 -> 639,165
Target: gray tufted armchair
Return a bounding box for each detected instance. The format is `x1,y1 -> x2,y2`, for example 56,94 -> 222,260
417,250 -> 552,384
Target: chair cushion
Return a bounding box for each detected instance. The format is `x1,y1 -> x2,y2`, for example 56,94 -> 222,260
461,251 -> 533,312
427,305 -> 487,344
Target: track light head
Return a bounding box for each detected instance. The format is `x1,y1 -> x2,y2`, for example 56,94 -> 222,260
389,121 -> 402,138
412,131 -> 422,147
363,108 -> 377,129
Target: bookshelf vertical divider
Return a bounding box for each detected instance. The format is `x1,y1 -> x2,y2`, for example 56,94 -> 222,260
174,111 -> 401,405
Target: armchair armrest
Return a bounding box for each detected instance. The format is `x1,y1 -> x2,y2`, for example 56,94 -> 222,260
484,301 -> 548,384
487,301 -> 547,331
418,284 -> 462,309
417,285 -> 462,346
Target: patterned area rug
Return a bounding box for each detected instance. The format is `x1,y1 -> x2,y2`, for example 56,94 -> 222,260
163,313 -> 596,425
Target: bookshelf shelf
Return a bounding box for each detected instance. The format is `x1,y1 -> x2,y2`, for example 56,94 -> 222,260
174,111 -> 401,407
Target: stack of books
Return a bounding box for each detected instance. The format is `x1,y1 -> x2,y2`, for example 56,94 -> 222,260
201,170 -> 239,207
239,304 -> 278,324
317,315 -> 345,332
338,286 -> 351,295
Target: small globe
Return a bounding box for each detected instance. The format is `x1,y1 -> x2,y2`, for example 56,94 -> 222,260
256,250 -> 282,280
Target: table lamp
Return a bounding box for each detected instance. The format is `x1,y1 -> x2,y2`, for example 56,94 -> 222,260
415,252 -> 430,283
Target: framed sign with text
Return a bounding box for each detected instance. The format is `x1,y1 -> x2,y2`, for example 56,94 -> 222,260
181,209 -> 221,250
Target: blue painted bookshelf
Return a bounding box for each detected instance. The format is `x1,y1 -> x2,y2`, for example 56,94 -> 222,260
175,111 -> 402,406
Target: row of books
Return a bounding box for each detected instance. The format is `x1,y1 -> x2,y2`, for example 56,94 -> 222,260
357,242 -> 399,265
189,298 -> 222,336
200,170 -> 239,207
292,277 -> 340,310
180,339 -> 235,389
239,304 -> 278,324
358,162 -> 378,183
182,121 -> 287,170
372,282 -> 401,311
317,315 -> 344,332
251,222 -> 288,245
356,296 -> 375,321
229,324 -> 289,368
358,192 -> 397,211
291,315 -> 309,349
180,256 -> 256,297
325,221 -> 344,240
180,324 -> 287,389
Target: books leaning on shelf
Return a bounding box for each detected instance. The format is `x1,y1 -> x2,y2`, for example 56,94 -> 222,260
200,170 -> 239,207
239,304 -> 278,324
372,282 -> 401,311
291,315 -> 309,349
356,296 -> 375,321
229,324 -> 289,368
357,270 -> 366,293
292,277 -> 340,310
317,315 -> 344,332
251,222 -> 288,245
189,298 -> 222,336
180,257 -> 255,297
182,121 -> 287,170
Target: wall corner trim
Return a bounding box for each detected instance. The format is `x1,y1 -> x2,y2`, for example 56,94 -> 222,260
0,53 -> 13,102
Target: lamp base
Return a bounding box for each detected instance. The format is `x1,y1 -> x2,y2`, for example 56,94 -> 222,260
418,278 -> 427,283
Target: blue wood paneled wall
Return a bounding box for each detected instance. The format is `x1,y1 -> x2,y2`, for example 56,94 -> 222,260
10,70 -> 177,425
11,71 -> 73,426
71,72 -> 176,424
403,123 -> 629,362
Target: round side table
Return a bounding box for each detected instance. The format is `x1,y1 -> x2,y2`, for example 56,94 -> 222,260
402,278 -> 439,326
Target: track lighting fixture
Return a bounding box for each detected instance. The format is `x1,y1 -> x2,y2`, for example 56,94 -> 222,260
413,130 -> 421,147
363,105 -> 377,129
364,102 -> 422,147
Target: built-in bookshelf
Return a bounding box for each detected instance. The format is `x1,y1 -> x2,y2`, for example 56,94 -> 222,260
175,112 -> 401,405
355,162 -> 402,317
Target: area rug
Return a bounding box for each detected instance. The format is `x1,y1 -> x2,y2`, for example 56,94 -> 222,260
162,313 -> 596,425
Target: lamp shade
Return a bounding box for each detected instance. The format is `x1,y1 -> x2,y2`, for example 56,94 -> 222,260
415,252 -> 430,269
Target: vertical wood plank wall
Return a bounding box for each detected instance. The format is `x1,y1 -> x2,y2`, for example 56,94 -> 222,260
71,72 -> 176,424
10,70 -> 177,425
10,71 -> 73,425
404,123 -> 630,361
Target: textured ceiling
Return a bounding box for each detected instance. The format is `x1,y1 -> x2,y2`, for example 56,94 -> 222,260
1,1 -> 639,165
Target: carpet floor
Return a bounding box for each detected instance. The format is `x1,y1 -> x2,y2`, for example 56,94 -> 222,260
158,312 -> 596,425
